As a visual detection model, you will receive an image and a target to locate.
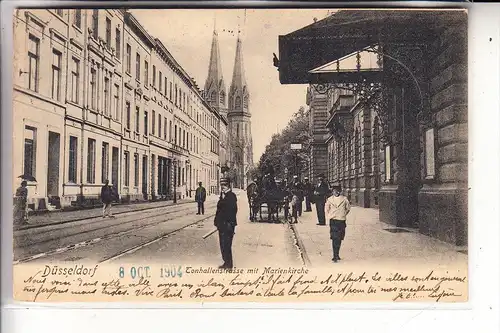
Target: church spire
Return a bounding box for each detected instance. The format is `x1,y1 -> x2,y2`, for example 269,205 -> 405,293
204,24 -> 226,108
229,34 -> 249,114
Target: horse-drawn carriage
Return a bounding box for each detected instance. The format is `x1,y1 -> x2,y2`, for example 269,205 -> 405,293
246,178 -> 290,222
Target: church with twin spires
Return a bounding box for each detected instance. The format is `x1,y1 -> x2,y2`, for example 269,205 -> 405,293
204,27 -> 253,189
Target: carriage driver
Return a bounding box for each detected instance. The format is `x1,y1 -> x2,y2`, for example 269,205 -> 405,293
214,177 -> 238,269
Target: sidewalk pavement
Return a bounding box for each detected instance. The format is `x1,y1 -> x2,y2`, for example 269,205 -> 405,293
293,204 -> 468,268
15,193 -> 222,231
230,190 -> 303,268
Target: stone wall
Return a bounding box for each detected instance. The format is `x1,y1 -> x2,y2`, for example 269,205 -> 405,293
418,23 -> 468,246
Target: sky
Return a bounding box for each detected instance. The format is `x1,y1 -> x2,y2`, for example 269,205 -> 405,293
130,9 -> 330,163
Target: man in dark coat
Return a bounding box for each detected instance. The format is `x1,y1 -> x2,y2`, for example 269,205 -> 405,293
214,177 -> 238,269
101,179 -> 115,218
313,174 -> 330,225
303,177 -> 313,212
195,182 -> 207,215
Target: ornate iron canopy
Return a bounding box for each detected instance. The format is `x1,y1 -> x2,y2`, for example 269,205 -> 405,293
310,44 -> 426,144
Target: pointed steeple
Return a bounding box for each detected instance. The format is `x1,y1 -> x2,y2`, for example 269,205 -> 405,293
204,25 -> 226,108
229,34 -> 249,114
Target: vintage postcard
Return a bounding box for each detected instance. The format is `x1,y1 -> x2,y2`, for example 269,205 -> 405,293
11,7 -> 468,303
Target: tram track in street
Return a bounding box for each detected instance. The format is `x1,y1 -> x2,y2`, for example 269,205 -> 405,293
15,203 -> 211,242
98,214 -> 216,264
14,199 -> 197,232
13,203 -> 217,264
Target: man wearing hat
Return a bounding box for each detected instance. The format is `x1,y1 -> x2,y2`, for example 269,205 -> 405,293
325,184 -> 351,262
313,174 -> 330,225
214,177 -> 238,269
291,175 -> 304,221
303,177 -> 313,212
195,182 -> 207,215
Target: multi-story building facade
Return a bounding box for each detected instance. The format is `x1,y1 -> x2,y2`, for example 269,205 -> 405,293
324,86 -> 381,208
121,12 -> 153,203
78,9 -> 125,207
280,10 -> 467,246
306,87 -> 329,181
13,9 -> 71,211
12,9 -> 227,211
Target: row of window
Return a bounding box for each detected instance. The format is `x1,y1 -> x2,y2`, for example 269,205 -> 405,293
326,127 -> 436,184
26,10 -> 217,129
207,90 -> 249,110
126,46 -> 189,111
123,102 -> 213,155
24,125 -> 212,190
25,9 -> 221,143
27,32 -> 122,122
233,122 -> 251,140
26,36 -> 215,155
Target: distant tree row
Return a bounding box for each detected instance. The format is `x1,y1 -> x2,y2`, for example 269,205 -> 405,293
256,106 -> 311,182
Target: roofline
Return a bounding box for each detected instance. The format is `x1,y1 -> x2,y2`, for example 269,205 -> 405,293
124,12 -> 156,48
154,39 -> 224,118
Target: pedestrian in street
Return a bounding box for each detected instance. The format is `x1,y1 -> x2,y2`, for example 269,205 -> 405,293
291,175 -> 303,223
292,175 -> 304,217
14,180 -> 29,225
313,174 -> 330,225
214,177 -> 238,269
101,180 -> 115,218
303,177 -> 313,212
325,184 -> 351,262
195,182 -> 207,215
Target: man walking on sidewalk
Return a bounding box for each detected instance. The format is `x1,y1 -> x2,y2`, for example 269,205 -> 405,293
325,184 -> 351,262
214,178 -> 238,269
101,180 -> 115,218
313,174 -> 330,225
195,182 -> 207,215
303,177 -> 313,212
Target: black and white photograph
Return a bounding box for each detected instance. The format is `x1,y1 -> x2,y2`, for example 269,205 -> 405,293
10,7 -> 469,303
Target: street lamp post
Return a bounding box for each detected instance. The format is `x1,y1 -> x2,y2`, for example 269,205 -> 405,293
291,143 -> 302,179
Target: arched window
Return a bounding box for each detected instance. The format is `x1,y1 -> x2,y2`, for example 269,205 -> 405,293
210,91 -> 217,103
220,91 -> 225,105
235,96 -> 241,109
236,123 -> 240,138
243,96 -> 248,109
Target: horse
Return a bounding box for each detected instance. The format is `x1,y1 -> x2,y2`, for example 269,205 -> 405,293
260,187 -> 283,222
246,182 -> 260,221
